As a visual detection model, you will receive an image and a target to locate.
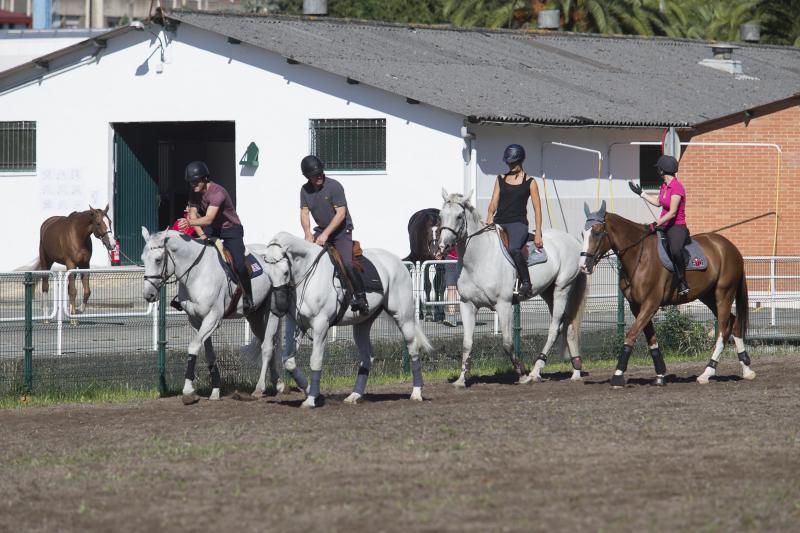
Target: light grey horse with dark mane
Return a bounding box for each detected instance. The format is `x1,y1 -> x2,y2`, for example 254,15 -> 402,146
141,228 -> 283,403
437,190 -> 588,386
262,231 -> 432,408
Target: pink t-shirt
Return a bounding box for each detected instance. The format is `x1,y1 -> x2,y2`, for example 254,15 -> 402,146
659,177 -> 686,226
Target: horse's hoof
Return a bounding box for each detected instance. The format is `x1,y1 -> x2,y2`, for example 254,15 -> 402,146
410,387 -> 423,402
610,374 -> 626,388
518,374 -> 533,385
652,375 -> 666,387
570,375 -> 583,382
529,372 -> 544,382
452,379 -> 467,389
742,369 -> 756,381
343,392 -> 361,404
300,397 -> 316,409
181,393 -> 200,405
251,388 -> 265,398
275,380 -> 286,394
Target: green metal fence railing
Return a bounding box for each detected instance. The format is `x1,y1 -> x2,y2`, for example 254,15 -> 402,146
1,257 -> 798,397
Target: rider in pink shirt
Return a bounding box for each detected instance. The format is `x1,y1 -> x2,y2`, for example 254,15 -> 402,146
629,155 -> 691,297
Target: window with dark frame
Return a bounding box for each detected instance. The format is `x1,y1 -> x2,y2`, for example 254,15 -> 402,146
309,118 -> 386,172
0,121 -> 36,172
639,145 -> 662,190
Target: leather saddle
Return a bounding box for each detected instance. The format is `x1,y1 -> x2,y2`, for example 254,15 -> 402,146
206,237 -> 260,318
496,227 -> 546,265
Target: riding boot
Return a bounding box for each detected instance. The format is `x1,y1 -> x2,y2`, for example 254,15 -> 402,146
169,295 -> 183,312
510,250 -> 533,299
237,266 -> 254,314
348,267 -> 369,316
675,252 -> 690,297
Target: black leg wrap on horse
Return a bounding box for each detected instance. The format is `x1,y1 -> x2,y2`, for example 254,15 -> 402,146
185,355 -> 197,380
570,356 -> 582,370
707,359 -> 718,369
411,359 -> 424,388
291,367 -> 308,392
309,370 -> 322,398
737,350 -> 751,366
208,364 -> 221,389
536,353 -> 548,363
616,344 -> 634,373
650,347 -> 667,375
354,366 -> 370,395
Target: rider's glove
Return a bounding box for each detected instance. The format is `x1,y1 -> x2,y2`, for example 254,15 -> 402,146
628,181 -> 643,196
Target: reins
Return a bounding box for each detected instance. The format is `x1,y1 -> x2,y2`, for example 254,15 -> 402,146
143,238 -> 209,290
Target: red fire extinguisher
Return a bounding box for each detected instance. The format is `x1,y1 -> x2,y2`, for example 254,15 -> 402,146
110,239 -> 121,266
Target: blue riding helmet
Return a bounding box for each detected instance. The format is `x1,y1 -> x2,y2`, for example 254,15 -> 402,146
655,154 -> 679,175
503,144 -> 526,165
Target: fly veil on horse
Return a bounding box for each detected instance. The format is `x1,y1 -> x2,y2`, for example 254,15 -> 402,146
140,228 -> 283,403
437,190 -> 588,385
579,201 -> 755,387
262,231 -> 432,408
38,205 -> 114,314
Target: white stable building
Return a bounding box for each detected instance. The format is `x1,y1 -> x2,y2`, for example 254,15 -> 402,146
1,10 -> 798,269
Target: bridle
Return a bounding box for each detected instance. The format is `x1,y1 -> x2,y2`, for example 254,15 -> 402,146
143,237 -> 208,291
437,200 -> 496,253
90,212 -> 113,244
581,217 -> 653,278
263,242 -> 328,318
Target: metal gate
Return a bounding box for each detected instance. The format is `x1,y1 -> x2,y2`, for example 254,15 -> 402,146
114,133 -> 158,264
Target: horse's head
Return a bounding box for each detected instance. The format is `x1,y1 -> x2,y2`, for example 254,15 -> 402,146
88,204 -> 114,251
140,226 -> 172,303
436,188 -> 473,259
580,200 -> 609,274
263,240 -> 293,316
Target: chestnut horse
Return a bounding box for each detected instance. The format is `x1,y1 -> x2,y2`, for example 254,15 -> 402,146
579,201 -> 755,387
38,205 -> 114,314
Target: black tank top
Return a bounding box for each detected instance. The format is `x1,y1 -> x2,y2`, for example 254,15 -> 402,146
494,174 -> 532,225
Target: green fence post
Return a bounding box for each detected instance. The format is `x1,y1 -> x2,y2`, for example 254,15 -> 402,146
158,285 -> 167,396
402,345 -> 410,375
513,302 -> 521,357
23,272 -> 34,393
616,258 -> 625,339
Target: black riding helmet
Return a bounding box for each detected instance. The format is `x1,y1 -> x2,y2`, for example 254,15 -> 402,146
655,154 -> 679,175
184,161 -> 210,183
301,155 -> 324,178
503,144 -> 526,165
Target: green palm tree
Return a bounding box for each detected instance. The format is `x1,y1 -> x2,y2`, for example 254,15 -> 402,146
758,0 -> 800,46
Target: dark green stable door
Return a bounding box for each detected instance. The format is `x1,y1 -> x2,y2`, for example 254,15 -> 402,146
114,134 -> 158,265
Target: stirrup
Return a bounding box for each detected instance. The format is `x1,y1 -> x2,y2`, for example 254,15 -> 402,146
678,283 -> 690,297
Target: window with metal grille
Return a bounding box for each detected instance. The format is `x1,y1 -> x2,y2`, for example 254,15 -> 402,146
0,121 -> 36,172
309,119 -> 386,172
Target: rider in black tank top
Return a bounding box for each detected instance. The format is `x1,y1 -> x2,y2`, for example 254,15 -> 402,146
486,144 -> 543,299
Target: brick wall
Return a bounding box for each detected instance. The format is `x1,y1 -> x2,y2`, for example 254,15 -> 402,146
678,103 -> 800,257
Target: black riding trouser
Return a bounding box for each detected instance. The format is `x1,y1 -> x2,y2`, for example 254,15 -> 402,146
206,224 -> 252,299
665,224 -> 690,283
498,222 -> 531,286
316,229 -> 365,294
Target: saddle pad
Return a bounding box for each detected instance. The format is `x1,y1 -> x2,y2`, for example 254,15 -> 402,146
527,247 -> 548,266
353,255 -> 384,294
220,250 -> 264,279
658,235 -> 707,272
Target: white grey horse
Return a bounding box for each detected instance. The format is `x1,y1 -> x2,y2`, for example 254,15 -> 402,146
437,190 -> 588,386
140,228 -> 283,403
262,232 -> 432,408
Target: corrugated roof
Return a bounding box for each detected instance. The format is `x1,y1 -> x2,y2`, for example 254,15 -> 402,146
170,10 -> 800,127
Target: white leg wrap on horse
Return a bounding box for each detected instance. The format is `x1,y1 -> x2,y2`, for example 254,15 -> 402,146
209,388 -> 220,400
183,379 -> 195,395
698,335 -> 724,384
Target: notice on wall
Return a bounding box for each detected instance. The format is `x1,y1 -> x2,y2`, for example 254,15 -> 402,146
39,169 -> 102,213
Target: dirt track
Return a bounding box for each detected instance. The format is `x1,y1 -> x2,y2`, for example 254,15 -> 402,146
1,355 -> 798,532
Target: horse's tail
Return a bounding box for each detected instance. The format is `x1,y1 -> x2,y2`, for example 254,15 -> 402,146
736,272 -> 749,341
413,324 -> 434,354
560,271 -> 589,358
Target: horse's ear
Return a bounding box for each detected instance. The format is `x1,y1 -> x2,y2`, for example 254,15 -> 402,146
88,204 -> 94,211
103,204 -> 109,214
464,189 -> 474,205
583,202 -> 591,218
599,200 -> 607,217
441,188 -> 449,202
141,226 -> 150,241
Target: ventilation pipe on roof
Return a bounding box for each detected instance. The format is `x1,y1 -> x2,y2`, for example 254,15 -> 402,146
303,0 -> 328,16
740,23 -> 760,43
537,10 -> 560,30
698,43 -> 742,75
